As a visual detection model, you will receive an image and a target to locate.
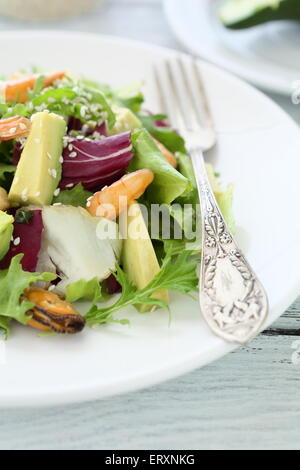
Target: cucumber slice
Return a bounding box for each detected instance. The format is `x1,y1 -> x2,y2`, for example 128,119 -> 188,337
219,0 -> 300,29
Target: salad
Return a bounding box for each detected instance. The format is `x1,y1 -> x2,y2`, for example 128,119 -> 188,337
0,68 -> 234,338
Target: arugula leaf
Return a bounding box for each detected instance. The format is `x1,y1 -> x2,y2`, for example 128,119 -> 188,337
66,278 -> 102,304
85,251 -> 198,326
0,164 -> 15,184
138,113 -> 186,153
15,210 -> 34,224
130,128 -> 189,204
1,103 -> 30,119
52,184 -> 92,207
0,316 -> 10,337
0,254 -> 56,337
0,141 -> 14,165
0,80 -> 115,128
28,75 -> 45,100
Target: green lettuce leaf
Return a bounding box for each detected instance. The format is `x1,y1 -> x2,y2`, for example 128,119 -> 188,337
53,184 -> 92,207
216,184 -> 236,234
66,278 -> 102,304
80,79 -> 144,113
114,82 -> 144,113
176,152 -> 199,204
130,129 -> 189,204
0,254 -> 56,337
138,113 -> 186,153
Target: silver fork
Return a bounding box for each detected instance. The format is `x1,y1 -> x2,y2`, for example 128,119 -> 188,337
154,56 -> 269,344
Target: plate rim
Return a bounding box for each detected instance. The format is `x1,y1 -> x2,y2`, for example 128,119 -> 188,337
0,30 -> 299,407
163,0 -> 296,95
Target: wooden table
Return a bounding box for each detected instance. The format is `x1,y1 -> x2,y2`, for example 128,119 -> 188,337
0,0 -> 299,451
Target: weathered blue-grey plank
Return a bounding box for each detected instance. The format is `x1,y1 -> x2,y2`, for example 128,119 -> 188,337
0,316 -> 299,450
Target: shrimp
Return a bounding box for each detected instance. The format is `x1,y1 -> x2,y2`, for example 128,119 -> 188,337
87,169 -> 154,220
153,137 -> 177,168
0,115 -> 31,141
24,287 -> 85,334
1,71 -> 65,103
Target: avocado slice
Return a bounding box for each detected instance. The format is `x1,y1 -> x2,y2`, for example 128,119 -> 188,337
120,201 -> 169,313
0,210 -> 13,261
219,0 -> 299,29
8,111 -> 66,207
108,106 -> 142,135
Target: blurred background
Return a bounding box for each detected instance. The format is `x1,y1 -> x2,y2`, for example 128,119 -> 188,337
1,0 -> 300,452
0,0 -> 168,42
0,0 -> 295,122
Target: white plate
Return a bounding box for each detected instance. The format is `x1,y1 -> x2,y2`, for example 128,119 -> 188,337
0,31 -> 300,408
164,0 -> 300,95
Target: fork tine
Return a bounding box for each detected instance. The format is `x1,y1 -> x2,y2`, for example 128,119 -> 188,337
154,65 -> 181,132
154,67 -> 169,120
155,56 -> 216,150
191,57 -> 214,130
176,56 -> 203,131
165,58 -> 198,133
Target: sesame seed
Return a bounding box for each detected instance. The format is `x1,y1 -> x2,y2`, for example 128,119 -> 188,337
19,123 -> 27,130
48,285 -> 56,292
59,156 -> 64,163
54,188 -> 60,197
66,183 -> 74,188
52,169 -> 57,179
47,152 -> 52,160
35,191 -> 41,197
93,131 -> 102,140
86,201 -> 91,207
69,152 -> 77,158
53,203 -> 62,206
9,127 -> 17,135
68,144 -> 73,151
13,237 -> 21,246
82,124 -> 89,134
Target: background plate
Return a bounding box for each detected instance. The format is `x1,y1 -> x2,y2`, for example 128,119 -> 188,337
0,31 -> 300,407
164,0 -> 300,95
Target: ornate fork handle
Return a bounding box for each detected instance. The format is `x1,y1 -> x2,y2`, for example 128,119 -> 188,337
190,147 -> 269,344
